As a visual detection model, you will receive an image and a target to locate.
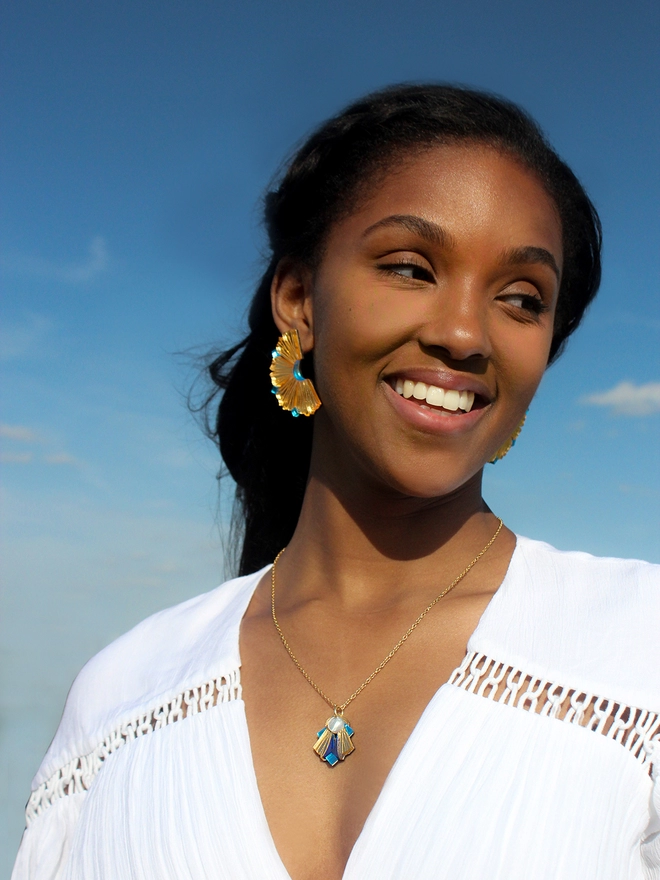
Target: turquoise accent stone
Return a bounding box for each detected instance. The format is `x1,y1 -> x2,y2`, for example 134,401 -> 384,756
345,724 -> 354,737
317,728 -> 326,738
271,388 -> 277,394
291,408 -> 299,417
325,752 -> 339,766
293,360 -> 303,381
271,350 -> 279,358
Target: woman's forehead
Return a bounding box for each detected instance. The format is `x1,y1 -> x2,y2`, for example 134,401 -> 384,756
327,143 -> 563,261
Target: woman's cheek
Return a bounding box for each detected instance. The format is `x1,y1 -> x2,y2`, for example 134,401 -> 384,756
495,338 -> 550,407
333,288 -> 423,364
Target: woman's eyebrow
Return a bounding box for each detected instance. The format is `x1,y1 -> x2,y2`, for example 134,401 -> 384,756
362,216 -> 560,280
362,214 -> 456,248
500,246 -> 561,280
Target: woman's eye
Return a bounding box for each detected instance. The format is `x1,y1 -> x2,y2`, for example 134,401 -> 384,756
500,292 -> 548,315
378,262 -> 434,282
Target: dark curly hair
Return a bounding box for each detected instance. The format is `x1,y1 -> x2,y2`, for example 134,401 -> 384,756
201,83 -> 602,576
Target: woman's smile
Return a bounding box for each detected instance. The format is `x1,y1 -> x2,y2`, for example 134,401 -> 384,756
381,369 -> 492,437
384,380 -> 489,437
394,381 -> 477,414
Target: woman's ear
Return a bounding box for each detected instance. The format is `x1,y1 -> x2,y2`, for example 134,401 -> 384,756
270,258 -> 314,352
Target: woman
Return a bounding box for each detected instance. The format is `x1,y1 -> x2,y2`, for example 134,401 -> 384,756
13,85 -> 660,880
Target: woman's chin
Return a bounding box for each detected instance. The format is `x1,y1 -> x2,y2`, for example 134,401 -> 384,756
366,454 -> 485,503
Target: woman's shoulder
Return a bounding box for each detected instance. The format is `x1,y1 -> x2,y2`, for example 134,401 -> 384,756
32,565 -> 267,792
514,534 -> 660,615
517,532 -> 660,577
474,535 -> 660,709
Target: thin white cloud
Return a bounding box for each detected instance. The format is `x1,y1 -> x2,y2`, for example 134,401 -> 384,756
604,311 -> 660,332
0,448 -> 84,467
581,381 -> 660,416
0,236 -> 108,284
0,313 -> 50,361
59,236 -> 109,282
43,452 -> 81,466
0,425 -> 84,467
0,424 -> 39,442
619,483 -> 660,499
0,451 -> 33,464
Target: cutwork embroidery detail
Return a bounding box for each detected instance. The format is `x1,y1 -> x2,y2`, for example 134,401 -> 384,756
450,651 -> 660,770
25,670 -> 241,826
26,655 -> 660,826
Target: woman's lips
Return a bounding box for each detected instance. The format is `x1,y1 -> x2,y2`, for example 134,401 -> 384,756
384,377 -> 491,435
394,377 -> 476,412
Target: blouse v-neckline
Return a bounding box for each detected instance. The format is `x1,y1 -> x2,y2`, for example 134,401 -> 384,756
233,537 -> 524,880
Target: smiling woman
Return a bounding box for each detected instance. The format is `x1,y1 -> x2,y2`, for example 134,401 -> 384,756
12,86 -> 660,880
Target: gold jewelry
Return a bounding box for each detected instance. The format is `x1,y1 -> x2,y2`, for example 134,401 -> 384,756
269,328 -> 321,417
271,518 -> 504,767
489,414 -> 526,463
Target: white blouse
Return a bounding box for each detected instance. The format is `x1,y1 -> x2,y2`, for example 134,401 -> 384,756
12,536 -> 660,879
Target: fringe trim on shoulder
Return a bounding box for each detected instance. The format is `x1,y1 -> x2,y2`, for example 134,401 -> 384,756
26,668 -> 241,826
450,651 -> 660,770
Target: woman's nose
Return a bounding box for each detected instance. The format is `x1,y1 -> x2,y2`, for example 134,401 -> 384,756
418,283 -> 492,362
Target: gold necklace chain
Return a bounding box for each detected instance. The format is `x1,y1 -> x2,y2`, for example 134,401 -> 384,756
271,517 -> 503,716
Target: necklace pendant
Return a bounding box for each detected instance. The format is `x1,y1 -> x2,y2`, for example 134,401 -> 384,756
313,714 -> 355,767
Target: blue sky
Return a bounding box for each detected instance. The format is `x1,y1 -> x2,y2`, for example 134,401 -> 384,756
1,0 -> 659,869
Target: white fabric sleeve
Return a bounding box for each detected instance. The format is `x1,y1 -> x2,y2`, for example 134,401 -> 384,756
10,572 -> 253,880
11,793 -> 87,880
642,744 -> 660,879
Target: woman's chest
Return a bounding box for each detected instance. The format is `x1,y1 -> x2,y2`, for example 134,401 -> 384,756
64,688 -> 653,880
238,590 -> 495,880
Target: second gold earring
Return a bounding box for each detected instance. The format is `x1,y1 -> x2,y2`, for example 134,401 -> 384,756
489,413 -> 527,463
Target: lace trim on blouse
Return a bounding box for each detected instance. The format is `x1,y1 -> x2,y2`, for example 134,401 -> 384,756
25,670 -> 241,826
450,651 -> 660,767
26,656 -> 660,827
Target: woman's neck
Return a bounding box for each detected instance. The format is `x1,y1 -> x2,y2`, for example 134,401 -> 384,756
280,460 -> 502,613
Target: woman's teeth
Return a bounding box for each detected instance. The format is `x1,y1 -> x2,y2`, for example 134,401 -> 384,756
394,379 -> 475,413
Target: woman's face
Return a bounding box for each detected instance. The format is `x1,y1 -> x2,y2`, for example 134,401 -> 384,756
297,143 -> 563,499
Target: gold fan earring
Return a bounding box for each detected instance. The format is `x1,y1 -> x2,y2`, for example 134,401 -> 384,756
489,413 -> 527,463
270,329 -> 321,417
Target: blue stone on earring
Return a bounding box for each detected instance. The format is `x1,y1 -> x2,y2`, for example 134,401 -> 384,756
293,360 -> 303,381
291,408 -> 299,417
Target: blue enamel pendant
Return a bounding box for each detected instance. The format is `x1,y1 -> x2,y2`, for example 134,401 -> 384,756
313,714 -> 355,766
